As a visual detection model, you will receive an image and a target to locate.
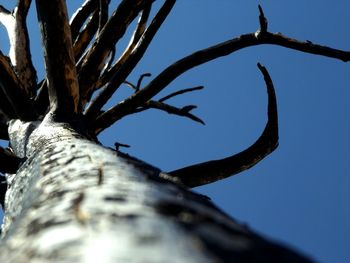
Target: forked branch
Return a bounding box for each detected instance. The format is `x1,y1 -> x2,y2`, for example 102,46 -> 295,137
168,64 -> 278,188
85,0 -> 176,119
70,0 -> 98,42
36,0 -> 80,118
131,101 -> 205,125
0,52 -> 34,120
94,7 -> 350,133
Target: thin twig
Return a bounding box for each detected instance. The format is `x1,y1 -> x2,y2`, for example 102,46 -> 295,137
257,5 -> 268,34
73,10 -> 100,61
0,146 -> 23,174
97,0 -> 109,35
78,0 -> 153,107
159,86 -> 204,102
130,101 -> 205,125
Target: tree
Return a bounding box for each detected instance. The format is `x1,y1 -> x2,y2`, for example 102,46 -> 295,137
0,0 -> 348,262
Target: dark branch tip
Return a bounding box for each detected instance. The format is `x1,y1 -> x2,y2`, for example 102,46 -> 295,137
256,5 -> 268,38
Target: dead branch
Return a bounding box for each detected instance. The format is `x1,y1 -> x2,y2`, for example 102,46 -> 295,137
159,86 -> 204,102
78,0 -> 153,107
94,28 -> 350,134
0,147 -> 23,174
167,63 -> 278,187
131,101 -> 205,125
36,0 -> 80,117
85,0 -> 175,119
0,0 -> 37,97
70,0 -> 98,42
0,110 -> 9,140
0,52 -> 34,120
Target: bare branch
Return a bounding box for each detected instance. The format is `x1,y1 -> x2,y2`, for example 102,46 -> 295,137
97,3 -> 152,87
0,110 -> 9,140
85,0 -> 175,119
0,0 -> 37,97
130,101 -> 205,125
33,79 -> 49,116
73,10 -> 99,62
159,86 -> 204,102
0,147 -> 23,174
94,29 -> 350,133
0,51 -> 34,120
36,0 -> 80,117
78,0 -> 153,108
97,0 -> 110,35
70,0 -> 98,42
257,5 -> 268,34
166,64 -> 278,187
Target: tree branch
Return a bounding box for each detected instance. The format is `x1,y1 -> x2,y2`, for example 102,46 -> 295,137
0,174 -> 7,210
0,147 -> 23,174
97,0 -> 110,35
70,0 -> 98,42
0,0 -> 37,97
94,29 -> 350,133
159,86 -> 204,102
73,10 -> 100,62
167,64 -> 278,187
78,0 -> 153,108
36,0 -> 80,118
85,0 -> 175,119
0,51 -> 34,120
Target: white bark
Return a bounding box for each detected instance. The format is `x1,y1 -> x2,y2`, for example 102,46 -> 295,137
0,117 -> 312,262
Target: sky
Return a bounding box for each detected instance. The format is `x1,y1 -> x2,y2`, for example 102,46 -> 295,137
1,1 -> 350,262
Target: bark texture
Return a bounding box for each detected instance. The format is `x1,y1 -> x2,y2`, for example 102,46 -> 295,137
0,118 -> 312,262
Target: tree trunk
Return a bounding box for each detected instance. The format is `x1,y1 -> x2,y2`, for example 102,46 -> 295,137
0,116 -> 312,262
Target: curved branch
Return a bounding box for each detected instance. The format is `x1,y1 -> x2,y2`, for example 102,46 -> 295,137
0,110 -> 9,140
97,0 -> 110,35
36,0 -> 80,117
167,64 -> 278,188
73,10 -> 99,62
159,86 -> 204,102
0,52 -> 34,120
0,0 -> 37,97
94,29 -> 350,133
97,3 -> 152,88
129,101 -> 205,125
85,0 -> 175,119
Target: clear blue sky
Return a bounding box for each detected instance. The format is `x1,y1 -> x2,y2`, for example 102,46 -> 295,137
1,1 -> 350,262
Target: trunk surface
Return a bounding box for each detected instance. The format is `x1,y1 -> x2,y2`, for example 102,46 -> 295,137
0,118 -> 312,262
